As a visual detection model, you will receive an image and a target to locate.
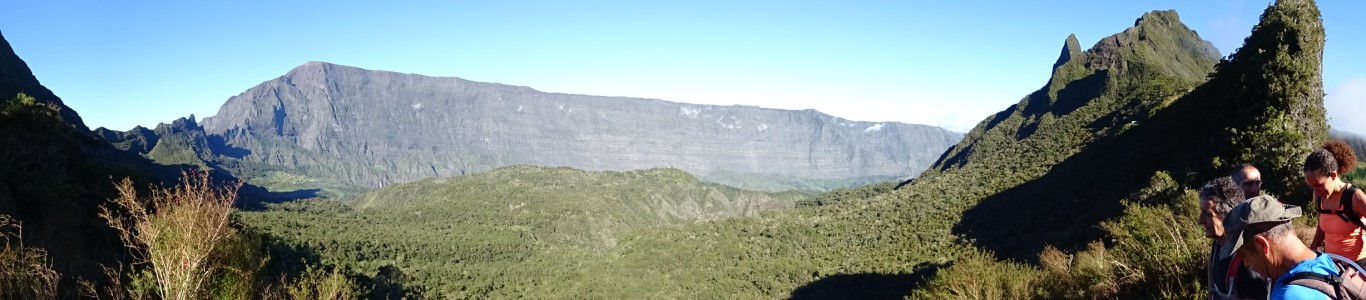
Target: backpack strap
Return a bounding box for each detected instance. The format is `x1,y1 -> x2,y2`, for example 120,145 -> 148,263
1328,252 -> 1366,277
1225,255 -> 1242,293
1291,253 -> 1366,300
1338,184 -> 1366,230
1287,272 -> 1346,300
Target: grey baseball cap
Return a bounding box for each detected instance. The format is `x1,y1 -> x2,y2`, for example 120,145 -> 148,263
1218,195 -> 1302,259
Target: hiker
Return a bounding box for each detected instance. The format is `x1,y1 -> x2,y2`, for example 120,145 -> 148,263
1236,164 -> 1264,199
1201,176 -> 1271,299
1307,141 -> 1366,261
1221,195 -> 1366,299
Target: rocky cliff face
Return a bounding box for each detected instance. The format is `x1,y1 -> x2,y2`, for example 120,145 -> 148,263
199,62 -> 961,189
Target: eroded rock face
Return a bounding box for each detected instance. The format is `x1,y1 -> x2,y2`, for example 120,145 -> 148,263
200,62 -> 961,189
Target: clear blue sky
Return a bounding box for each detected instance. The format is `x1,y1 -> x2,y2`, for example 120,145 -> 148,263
3,0 -> 1363,133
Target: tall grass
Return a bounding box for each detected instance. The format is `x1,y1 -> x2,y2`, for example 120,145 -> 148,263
911,186 -> 1207,299
0,214 -> 60,300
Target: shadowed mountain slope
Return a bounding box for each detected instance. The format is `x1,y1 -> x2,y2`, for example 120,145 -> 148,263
0,31 -> 86,130
0,30 -> 175,290
950,2 -> 1326,260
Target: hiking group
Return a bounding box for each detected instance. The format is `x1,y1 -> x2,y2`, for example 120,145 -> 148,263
1203,140 -> 1366,300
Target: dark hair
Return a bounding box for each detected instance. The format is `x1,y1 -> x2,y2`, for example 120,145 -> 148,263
1305,149 -> 1337,176
1324,140 -> 1358,174
1306,140 -> 1359,176
1199,176 -> 1245,215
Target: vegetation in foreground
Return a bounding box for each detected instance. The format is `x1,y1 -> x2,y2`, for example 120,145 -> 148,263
91,171 -> 375,299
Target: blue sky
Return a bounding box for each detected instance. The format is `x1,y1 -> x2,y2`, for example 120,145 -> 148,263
3,0 -> 1363,133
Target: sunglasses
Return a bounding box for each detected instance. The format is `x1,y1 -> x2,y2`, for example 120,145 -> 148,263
1242,180 -> 1262,186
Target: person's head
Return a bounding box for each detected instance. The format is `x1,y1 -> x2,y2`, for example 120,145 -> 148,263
1303,141 -> 1357,197
1198,176 -> 1245,239
1232,164 -> 1262,199
1219,195 -> 1305,279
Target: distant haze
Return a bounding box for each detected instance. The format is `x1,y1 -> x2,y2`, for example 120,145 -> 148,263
1327,77 -> 1366,134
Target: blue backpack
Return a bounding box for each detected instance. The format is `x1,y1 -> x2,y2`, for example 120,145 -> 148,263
1285,253 -> 1366,300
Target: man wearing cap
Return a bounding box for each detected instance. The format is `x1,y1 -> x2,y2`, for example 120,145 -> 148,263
1200,177 -> 1271,299
1222,195 -> 1337,299
1234,164 -> 1264,200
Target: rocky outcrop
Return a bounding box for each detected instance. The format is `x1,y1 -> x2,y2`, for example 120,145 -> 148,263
1052,34 -> 1083,72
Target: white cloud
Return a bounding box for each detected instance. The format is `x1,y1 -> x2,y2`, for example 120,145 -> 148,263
1327,77 -> 1366,134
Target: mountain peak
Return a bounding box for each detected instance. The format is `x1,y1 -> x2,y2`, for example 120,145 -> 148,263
1135,9 -> 1182,27
294,61 -> 337,69
935,8 -> 1222,178
283,61 -> 333,82
938,0 -> 1326,262
1052,34 -> 1083,71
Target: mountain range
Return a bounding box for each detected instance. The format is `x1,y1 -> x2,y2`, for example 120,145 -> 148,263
235,3 -> 1331,297
99,62 -> 961,195
0,0 -> 1339,298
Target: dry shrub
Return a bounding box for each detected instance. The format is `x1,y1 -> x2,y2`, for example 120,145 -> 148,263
909,248 -> 1038,299
1037,242 -> 1129,299
99,171 -> 244,300
1100,194 -> 1207,298
0,214 -> 59,300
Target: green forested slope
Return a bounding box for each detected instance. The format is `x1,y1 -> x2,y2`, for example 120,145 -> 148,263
546,1 -> 1323,298
237,166 -> 812,296
232,0 -> 1326,298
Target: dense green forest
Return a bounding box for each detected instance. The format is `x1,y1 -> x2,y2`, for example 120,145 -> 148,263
0,0 -> 1341,298
236,166 -> 813,296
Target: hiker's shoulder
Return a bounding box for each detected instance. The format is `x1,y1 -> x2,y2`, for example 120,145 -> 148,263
1275,284 -> 1331,300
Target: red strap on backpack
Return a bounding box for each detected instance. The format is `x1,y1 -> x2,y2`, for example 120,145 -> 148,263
1226,255 -> 1243,290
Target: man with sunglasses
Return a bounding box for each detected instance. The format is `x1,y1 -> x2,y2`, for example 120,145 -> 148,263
1235,164 -> 1264,200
